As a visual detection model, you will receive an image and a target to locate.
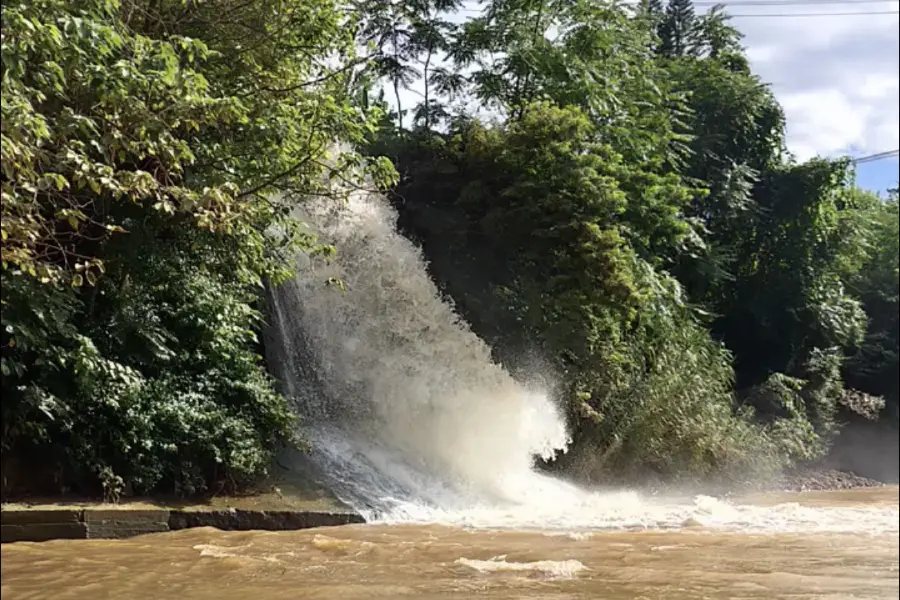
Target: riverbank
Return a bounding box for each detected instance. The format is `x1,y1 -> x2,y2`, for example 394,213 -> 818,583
4,465 -> 888,543
615,465 -> 890,501
777,468 -> 888,492
1,456 -> 364,543
1,501 -> 363,544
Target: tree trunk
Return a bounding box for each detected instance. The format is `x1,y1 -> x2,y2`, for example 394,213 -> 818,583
423,49 -> 432,129
392,19 -> 403,131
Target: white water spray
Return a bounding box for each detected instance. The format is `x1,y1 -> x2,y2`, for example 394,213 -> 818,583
265,188 -> 571,515
265,186 -> 900,535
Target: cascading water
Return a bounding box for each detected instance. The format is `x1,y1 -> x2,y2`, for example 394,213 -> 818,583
264,187 -> 573,520
264,184 -> 900,535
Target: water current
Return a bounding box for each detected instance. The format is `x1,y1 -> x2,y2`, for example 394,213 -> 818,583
2,487 -> 898,599
3,188 -> 896,599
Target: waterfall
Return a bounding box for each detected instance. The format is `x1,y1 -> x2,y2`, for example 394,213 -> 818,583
264,187 -> 572,520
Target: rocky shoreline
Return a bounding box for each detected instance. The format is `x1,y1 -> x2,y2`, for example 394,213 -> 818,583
775,468 -> 888,492
634,466 -> 891,499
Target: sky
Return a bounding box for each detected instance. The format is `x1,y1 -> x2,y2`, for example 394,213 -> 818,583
733,0 -> 899,194
391,0 -> 900,194
856,158 -> 898,193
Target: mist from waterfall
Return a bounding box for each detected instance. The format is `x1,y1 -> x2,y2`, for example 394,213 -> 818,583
264,188 -> 573,518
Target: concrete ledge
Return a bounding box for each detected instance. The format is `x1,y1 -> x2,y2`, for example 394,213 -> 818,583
1,505 -> 364,543
1,508 -> 83,526
1,450 -> 366,543
82,508 -> 172,539
1,523 -> 88,543
168,508 -> 364,531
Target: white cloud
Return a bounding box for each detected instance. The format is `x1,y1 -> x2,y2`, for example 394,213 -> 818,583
729,2 -> 900,160
778,89 -> 869,160
391,2 -> 900,161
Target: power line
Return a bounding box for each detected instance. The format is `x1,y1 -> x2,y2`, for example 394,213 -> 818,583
853,149 -> 900,164
456,5 -> 899,16
692,0 -> 897,4
727,8 -> 898,14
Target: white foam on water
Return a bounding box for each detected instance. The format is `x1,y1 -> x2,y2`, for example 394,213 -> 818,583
266,182 -> 899,537
194,544 -> 236,559
455,556 -> 588,579
361,481 -> 899,535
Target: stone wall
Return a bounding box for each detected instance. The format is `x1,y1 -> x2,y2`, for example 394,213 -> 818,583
1,506 -> 364,543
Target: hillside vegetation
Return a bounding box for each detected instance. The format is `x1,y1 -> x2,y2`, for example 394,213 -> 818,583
2,0 -> 897,498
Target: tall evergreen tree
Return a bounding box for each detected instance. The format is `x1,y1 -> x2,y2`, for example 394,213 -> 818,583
658,0 -> 697,57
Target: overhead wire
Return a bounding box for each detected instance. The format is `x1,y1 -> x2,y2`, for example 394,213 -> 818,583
727,9 -> 898,15
852,149 -> 900,164
692,0 -> 897,4
453,1 -> 900,17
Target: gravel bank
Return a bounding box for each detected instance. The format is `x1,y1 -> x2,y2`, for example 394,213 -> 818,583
776,468 -> 887,492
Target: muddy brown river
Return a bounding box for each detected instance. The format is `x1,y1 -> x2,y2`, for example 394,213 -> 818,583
2,487 -> 897,600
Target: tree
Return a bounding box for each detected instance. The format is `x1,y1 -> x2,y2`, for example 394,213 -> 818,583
371,103 -> 794,484
352,0 -> 461,131
407,1 -> 462,129
1,0 -> 392,498
710,160 -> 872,451
356,0 -> 419,130
691,6 -> 745,60
665,23 -> 786,302
843,192 -> 900,421
658,0 -> 698,58
654,1 -> 889,457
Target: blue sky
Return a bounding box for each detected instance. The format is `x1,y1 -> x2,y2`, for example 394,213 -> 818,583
855,159 -> 899,195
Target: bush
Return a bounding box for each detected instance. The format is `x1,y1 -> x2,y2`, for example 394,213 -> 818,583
1,0 -> 384,498
560,265 -> 787,484
1,230 -> 295,497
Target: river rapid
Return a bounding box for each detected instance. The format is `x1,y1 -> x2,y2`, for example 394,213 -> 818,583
2,486 -> 897,600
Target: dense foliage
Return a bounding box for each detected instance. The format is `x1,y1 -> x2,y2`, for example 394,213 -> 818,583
2,0 -> 896,497
1,0 -> 391,498
363,0 -> 898,483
